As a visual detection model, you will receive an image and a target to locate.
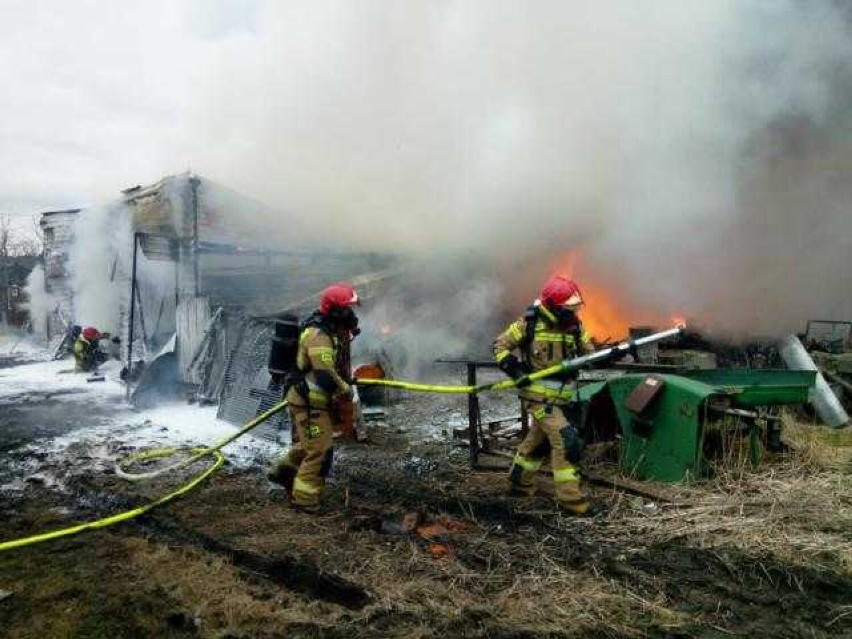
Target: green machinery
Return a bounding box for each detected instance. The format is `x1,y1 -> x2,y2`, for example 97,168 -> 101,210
582,369 -> 816,482
460,327 -> 817,483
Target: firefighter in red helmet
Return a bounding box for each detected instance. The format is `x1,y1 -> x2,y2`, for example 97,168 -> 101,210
267,283 -> 360,512
74,326 -> 107,372
493,275 -> 595,515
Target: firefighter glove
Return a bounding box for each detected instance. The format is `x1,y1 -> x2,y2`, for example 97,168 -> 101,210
628,341 -> 640,362
499,354 -> 530,383
515,374 -> 532,388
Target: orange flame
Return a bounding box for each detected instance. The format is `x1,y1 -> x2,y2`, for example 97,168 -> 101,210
380,324 -> 392,335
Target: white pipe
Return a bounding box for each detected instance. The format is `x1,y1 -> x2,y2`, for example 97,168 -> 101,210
779,334 -> 849,429
559,325 -> 685,373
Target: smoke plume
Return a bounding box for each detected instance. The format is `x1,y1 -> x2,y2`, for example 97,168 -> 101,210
5,1 -> 852,343
67,206 -> 132,334
178,1 -> 852,338
22,264 -> 54,338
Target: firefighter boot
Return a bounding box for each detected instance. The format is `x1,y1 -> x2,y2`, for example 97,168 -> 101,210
552,466 -> 592,515
290,501 -> 320,514
267,461 -> 297,493
507,457 -> 539,497
539,413 -> 592,516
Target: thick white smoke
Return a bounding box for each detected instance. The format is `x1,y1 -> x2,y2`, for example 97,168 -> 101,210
67,206 -> 132,334
355,258 -> 506,377
21,264 -> 55,338
4,1 -> 851,341
176,1 -> 851,337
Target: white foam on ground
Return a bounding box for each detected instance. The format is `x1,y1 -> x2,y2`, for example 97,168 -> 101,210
0,334 -> 52,361
1,356 -> 283,492
95,403 -> 281,467
0,358 -> 127,402
36,401 -> 283,473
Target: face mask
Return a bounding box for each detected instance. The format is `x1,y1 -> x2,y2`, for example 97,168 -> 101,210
553,307 -> 580,329
329,306 -> 360,337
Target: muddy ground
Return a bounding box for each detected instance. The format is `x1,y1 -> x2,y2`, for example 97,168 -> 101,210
1,358 -> 851,638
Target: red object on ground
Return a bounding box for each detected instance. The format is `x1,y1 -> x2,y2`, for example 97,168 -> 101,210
353,362 -> 385,380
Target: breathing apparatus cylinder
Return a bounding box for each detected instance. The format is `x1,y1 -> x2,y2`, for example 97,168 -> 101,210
267,314 -> 300,385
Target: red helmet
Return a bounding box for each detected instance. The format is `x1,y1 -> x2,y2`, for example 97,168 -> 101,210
540,275 -> 583,310
319,283 -> 360,316
82,326 -> 102,341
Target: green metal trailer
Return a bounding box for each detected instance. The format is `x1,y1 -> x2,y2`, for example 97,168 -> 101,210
583,370 -> 816,482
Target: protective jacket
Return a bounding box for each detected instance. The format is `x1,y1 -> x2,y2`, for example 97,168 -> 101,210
73,337 -> 97,372
492,301 -> 592,404
495,301 -> 593,514
275,313 -> 351,509
285,315 -> 351,408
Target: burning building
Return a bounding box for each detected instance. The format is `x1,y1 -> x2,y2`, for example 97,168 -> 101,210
35,173 -> 399,423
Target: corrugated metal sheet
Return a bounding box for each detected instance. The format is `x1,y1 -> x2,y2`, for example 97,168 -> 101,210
216,317 -> 287,441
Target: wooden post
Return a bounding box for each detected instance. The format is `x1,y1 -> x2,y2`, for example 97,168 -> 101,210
467,363 -> 480,468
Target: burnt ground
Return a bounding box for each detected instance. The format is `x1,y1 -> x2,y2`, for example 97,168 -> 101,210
1,368 -> 851,638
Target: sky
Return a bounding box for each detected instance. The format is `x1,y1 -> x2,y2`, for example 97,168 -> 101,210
2,1 -> 851,336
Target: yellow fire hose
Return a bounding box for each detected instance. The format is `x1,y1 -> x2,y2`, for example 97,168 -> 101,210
0,400 -> 290,552
1,326 -> 683,552
0,360 -> 567,553
353,359 -> 568,394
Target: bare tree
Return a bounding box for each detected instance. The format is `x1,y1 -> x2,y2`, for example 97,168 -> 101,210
0,214 -> 9,254
29,214 -> 45,257
0,213 -> 42,327
0,214 -> 10,326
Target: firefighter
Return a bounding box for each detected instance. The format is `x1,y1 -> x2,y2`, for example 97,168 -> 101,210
74,326 -> 108,372
267,283 -> 360,513
493,275 -> 594,515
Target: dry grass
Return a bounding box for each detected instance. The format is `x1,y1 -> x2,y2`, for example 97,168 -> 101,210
323,411 -> 852,635
605,413 -> 852,572
117,409 -> 852,638
9,410 -> 848,638
783,412 -> 852,470
126,537 -> 339,637
323,530 -> 691,638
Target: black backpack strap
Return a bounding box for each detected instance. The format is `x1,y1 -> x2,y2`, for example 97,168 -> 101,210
521,305 -> 538,368
569,324 -> 582,349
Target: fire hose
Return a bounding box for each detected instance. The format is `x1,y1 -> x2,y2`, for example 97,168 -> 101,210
0,325 -> 683,552
0,401 -> 290,552
355,325 -> 685,394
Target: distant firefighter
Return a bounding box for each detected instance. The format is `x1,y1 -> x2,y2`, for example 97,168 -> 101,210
73,326 -> 110,373
493,275 -> 595,515
267,283 -> 360,513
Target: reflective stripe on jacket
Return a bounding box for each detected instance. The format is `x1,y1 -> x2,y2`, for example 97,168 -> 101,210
73,338 -> 95,372
492,303 -> 592,404
285,325 -> 349,407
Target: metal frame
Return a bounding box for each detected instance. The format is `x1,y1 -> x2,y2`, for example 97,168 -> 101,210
125,231 -> 181,399
436,359 -> 526,468
805,319 -> 852,349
